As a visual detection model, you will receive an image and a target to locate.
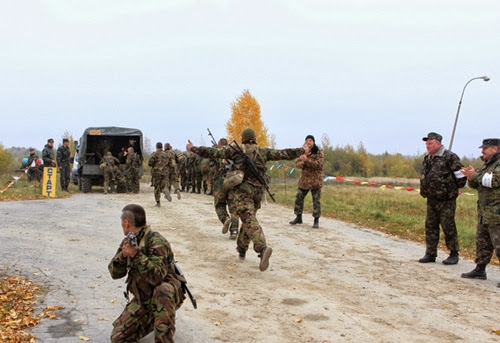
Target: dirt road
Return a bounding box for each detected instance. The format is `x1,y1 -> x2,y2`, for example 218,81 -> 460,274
1,184 -> 500,342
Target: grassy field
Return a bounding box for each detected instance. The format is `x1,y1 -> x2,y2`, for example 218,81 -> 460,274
271,178 -> 483,263
0,172 -> 75,201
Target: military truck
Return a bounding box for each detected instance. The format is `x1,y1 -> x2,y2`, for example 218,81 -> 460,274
74,126 -> 144,193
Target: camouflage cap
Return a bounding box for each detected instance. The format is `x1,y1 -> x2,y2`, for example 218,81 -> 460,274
47,138 -> 54,143
241,128 -> 256,142
422,132 -> 442,142
479,138 -> 500,148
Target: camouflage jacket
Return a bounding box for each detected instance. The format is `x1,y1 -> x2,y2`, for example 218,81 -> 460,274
56,146 -> 71,166
42,144 -> 55,167
296,149 -> 324,189
420,146 -> 466,200
467,151 -> 500,225
108,226 -> 182,304
148,150 -> 170,177
191,143 -> 304,187
164,149 -> 177,173
126,152 -> 141,172
100,154 -> 120,170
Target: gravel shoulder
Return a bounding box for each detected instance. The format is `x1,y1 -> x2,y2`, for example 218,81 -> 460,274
1,184 -> 500,343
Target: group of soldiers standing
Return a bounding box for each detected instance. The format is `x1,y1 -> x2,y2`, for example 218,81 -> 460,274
100,142 -> 142,194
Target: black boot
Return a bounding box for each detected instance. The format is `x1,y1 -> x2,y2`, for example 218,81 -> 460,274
418,254 -> 436,263
461,264 -> 487,280
442,251 -> 459,265
289,215 -> 302,225
312,217 -> 319,229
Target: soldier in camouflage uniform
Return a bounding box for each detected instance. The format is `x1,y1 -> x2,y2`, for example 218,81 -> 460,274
164,143 -> 181,200
212,138 -> 239,239
178,153 -> 188,192
126,147 -> 142,194
187,128 -> 307,272
461,138 -> 500,287
100,152 -> 120,194
149,143 -> 171,207
418,132 -> 467,265
57,138 -> 72,192
109,204 -> 185,343
27,148 -> 41,182
200,158 -> 211,194
186,152 -> 196,193
289,135 -> 324,229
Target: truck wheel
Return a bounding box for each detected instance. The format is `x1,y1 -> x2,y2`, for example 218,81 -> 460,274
81,177 -> 92,193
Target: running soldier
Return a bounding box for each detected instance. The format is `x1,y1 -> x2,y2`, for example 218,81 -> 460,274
100,152 -> 120,194
187,128 -> 307,272
149,142 -> 171,207
125,147 -> 142,193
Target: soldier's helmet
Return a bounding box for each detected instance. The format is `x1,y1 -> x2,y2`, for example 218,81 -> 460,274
106,152 -> 112,157
241,128 -> 256,142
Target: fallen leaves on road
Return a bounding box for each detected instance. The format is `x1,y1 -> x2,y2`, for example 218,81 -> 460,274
1,274 -> 65,342
0,275 -> 40,342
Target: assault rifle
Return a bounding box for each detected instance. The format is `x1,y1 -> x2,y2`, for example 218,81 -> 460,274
207,128 -> 217,147
173,262 -> 197,309
125,232 -> 138,269
229,141 -> 276,202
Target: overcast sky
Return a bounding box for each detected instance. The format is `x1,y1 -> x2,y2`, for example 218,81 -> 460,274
1,0 -> 499,158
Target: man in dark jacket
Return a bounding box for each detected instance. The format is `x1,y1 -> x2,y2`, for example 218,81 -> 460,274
460,138 -> 500,286
57,138 -> 72,192
418,132 -> 467,265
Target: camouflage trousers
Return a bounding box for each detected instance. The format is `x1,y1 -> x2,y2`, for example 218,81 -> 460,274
474,223 -> 500,265
293,187 -> 322,218
424,198 -> 459,256
213,175 -> 239,229
233,182 -> 266,254
59,164 -> 70,190
167,168 -> 179,193
103,168 -> 116,193
111,282 -> 182,343
152,174 -> 168,202
126,169 -> 140,193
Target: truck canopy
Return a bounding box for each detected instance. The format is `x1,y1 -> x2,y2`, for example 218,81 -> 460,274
77,126 -> 143,164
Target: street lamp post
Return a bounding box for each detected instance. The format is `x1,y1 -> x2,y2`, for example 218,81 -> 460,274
449,76 -> 490,150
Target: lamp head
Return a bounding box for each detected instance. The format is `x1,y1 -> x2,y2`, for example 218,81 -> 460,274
481,76 -> 490,82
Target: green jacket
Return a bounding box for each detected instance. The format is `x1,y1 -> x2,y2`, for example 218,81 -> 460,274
467,152 -> 500,225
420,146 -> 466,200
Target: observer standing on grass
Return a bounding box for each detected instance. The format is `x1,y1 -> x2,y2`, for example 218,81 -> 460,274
289,135 -> 324,229
418,132 -> 467,265
460,138 -> 500,287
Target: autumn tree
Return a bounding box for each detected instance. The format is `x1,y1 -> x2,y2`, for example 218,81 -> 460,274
0,144 -> 14,173
226,89 -> 269,147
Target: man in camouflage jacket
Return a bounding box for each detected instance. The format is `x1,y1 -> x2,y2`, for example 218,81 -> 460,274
289,135 -> 324,229
461,138 -> 500,287
187,128 -> 308,272
149,142 -> 171,206
126,147 -> 141,193
99,152 -> 120,194
418,132 -> 466,265
164,143 -> 181,200
42,138 -> 56,167
57,138 -> 72,192
109,204 -> 185,343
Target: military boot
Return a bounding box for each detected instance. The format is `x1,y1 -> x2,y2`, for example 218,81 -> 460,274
259,246 -> 273,272
442,251 -> 459,265
155,201 -> 161,207
289,215 -> 302,225
312,217 -> 319,229
461,265 -> 487,280
418,254 -> 436,263
236,247 -> 246,260
164,192 -> 172,202
222,218 -> 231,234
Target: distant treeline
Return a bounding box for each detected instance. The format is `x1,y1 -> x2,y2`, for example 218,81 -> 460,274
267,142 -> 482,180
2,141 -> 482,179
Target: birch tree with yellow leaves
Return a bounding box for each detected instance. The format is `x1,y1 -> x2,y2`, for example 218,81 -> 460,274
226,89 -> 269,147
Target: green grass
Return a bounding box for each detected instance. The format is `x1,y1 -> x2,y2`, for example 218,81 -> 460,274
272,180 -> 485,263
